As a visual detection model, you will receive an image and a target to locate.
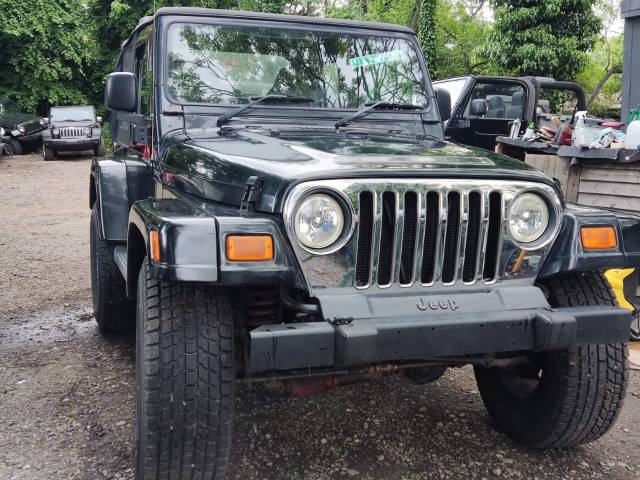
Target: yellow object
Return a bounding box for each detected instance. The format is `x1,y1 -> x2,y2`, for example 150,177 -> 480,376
605,269 -> 635,311
580,226 -> 617,250
226,235 -> 274,261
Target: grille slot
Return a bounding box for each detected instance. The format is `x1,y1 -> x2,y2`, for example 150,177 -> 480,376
420,192 -> 440,284
355,191 -> 374,287
354,188 -> 504,288
483,192 -> 503,281
441,192 -> 461,284
377,192 -> 396,286
399,191 -> 418,284
463,191 -> 482,282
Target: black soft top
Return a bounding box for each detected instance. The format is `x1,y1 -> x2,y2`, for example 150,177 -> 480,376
130,7 -> 415,39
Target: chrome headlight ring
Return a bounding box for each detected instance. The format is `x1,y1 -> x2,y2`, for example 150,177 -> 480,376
284,185 -> 356,255
506,188 -> 562,250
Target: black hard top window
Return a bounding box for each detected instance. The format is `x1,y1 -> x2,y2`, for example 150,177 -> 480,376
166,23 -> 429,109
50,106 -> 96,122
0,100 -> 18,115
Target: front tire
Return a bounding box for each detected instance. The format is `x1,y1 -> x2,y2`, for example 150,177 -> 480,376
135,258 -> 234,480
94,138 -> 106,157
90,206 -> 135,332
7,138 -> 22,155
43,144 -> 56,161
475,271 -> 628,448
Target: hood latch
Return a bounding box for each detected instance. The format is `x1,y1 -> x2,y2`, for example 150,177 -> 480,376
240,176 -> 263,216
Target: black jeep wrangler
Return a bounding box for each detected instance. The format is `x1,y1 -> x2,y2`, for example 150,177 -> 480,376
42,105 -> 106,160
434,76 -> 588,151
91,8 -> 640,479
0,98 -> 44,155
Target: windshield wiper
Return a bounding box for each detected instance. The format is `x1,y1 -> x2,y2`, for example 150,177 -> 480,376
335,101 -> 424,129
216,94 -> 315,127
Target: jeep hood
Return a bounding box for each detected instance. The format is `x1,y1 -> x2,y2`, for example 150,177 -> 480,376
161,130 -> 553,213
0,112 -> 39,128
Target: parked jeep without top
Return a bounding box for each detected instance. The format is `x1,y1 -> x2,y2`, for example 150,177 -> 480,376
42,105 -> 106,160
434,75 -> 587,151
0,98 -> 45,155
91,8 -> 640,479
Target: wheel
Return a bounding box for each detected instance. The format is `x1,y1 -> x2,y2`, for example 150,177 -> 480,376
90,206 -> 135,332
135,258 -> 234,480
631,310 -> 640,341
94,138 -> 106,157
404,366 -> 447,384
475,271 -> 628,448
43,144 -> 56,161
7,138 -> 22,155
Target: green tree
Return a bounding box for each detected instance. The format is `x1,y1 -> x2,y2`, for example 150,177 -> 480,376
418,0 -> 437,76
0,0 -> 96,113
487,0 -> 601,80
434,0 -> 495,78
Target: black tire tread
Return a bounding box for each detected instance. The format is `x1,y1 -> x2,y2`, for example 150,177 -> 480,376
90,206 -> 134,332
475,271 -> 628,449
137,259 -> 234,480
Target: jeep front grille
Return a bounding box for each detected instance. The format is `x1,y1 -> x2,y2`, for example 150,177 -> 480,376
59,127 -> 85,139
19,120 -> 42,135
283,179 -> 562,292
354,188 -> 503,288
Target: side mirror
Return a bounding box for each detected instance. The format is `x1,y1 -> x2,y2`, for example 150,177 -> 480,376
105,72 -> 137,112
470,99 -> 488,116
434,88 -> 451,122
96,116 -> 103,124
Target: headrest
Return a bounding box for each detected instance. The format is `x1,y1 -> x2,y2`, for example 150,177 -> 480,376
511,90 -> 524,106
487,96 -> 504,108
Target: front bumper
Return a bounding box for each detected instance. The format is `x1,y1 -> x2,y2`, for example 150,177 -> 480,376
248,286 -> 631,372
44,137 -> 100,151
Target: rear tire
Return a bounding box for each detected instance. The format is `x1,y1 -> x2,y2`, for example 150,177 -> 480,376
43,145 -> 56,161
7,138 -> 22,155
475,271 -> 628,448
90,206 -> 135,332
94,138 -> 106,157
135,258 -> 234,480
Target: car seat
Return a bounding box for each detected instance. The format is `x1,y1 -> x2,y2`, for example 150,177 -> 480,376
506,91 -> 524,119
486,96 -> 505,118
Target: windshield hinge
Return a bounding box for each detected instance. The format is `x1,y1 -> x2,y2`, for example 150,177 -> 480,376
240,176 -> 263,216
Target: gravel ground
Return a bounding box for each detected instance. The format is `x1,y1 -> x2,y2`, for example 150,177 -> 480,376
2,153 -> 640,480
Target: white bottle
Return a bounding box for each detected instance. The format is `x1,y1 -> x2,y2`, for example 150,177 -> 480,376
626,120 -> 640,150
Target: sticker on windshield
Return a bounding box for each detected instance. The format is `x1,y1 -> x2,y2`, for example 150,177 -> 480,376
348,50 -> 406,68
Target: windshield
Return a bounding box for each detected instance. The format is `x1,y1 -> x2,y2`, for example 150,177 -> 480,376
166,23 -> 429,109
0,101 -> 18,116
50,107 -> 95,122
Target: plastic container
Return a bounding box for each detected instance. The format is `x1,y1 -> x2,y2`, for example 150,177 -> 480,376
572,112 -> 603,148
626,120 -> 640,150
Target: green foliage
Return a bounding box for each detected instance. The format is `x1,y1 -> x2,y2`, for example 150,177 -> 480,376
418,0 -> 437,77
0,0 -> 97,114
487,0 -> 601,80
434,0 -> 495,79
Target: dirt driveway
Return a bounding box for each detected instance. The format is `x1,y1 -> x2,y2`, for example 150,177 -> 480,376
2,153 -> 640,480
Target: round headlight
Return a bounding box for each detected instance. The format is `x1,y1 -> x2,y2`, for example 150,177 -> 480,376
18,126 -> 25,133
84,127 -> 91,136
294,193 -> 344,250
507,193 -> 549,243
52,128 -> 59,137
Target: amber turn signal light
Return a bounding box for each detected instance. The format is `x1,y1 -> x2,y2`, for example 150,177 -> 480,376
149,230 -> 161,262
226,235 -> 274,261
580,226 -> 617,250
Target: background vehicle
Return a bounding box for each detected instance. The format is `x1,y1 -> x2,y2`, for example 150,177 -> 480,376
0,98 -> 44,155
42,105 -> 105,160
90,9 -> 640,480
434,76 -> 587,150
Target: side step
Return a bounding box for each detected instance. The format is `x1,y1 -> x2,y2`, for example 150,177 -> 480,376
113,245 -> 128,279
